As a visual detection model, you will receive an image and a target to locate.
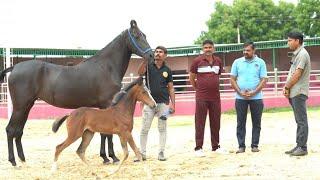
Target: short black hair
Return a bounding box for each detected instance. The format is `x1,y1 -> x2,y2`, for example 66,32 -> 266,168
287,31 -> 304,45
244,41 -> 255,49
155,46 -> 167,54
202,39 -> 214,46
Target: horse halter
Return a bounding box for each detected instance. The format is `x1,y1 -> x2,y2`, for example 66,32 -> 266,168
128,29 -> 152,55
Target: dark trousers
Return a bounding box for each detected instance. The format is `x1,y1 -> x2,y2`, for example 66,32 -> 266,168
235,99 -> 264,148
289,94 -> 308,149
195,99 -> 221,150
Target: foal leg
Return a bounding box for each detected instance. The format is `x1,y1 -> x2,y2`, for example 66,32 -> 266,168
107,135 -> 128,177
76,130 -> 94,164
100,133 -> 111,164
52,133 -> 81,172
107,134 -> 120,163
126,132 -> 142,162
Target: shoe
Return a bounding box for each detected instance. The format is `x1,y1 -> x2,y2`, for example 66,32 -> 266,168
142,153 -> 146,161
158,152 -> 166,161
290,147 -> 308,156
251,147 -> 260,152
195,149 -> 205,157
133,153 -> 146,162
213,148 -> 228,154
236,148 -> 245,154
285,146 -> 298,154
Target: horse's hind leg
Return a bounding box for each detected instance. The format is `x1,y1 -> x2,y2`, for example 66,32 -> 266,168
99,133 -> 111,164
6,109 -> 28,166
15,103 -> 34,164
76,130 -> 94,164
107,134 -> 120,163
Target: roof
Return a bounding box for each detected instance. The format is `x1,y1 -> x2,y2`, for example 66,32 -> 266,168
1,37 -> 320,58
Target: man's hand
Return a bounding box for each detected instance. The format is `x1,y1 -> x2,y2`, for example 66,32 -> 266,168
169,104 -> 175,114
283,87 -> 290,98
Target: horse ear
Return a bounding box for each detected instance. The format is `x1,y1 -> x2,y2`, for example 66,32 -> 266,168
130,20 -> 137,28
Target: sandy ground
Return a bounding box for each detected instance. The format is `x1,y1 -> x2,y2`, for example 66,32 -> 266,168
0,109 -> 320,179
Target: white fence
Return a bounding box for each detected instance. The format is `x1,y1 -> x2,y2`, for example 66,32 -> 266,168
1,69 -> 320,103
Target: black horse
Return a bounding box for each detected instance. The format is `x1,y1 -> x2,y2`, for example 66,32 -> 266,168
0,20 -> 154,166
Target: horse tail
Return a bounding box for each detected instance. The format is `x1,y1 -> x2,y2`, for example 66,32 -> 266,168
52,115 -> 69,133
0,66 -> 14,83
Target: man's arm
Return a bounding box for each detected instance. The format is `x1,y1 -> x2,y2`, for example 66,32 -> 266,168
167,82 -> 175,113
230,75 -> 241,94
285,68 -> 303,88
189,72 -> 197,90
247,78 -> 268,97
283,68 -> 303,98
230,75 -> 248,98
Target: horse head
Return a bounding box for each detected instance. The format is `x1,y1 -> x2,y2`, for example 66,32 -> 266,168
134,76 -> 156,108
127,20 -> 154,64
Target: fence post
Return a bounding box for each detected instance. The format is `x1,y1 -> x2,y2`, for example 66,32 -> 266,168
130,73 -> 134,82
6,47 -> 12,119
274,68 -> 278,96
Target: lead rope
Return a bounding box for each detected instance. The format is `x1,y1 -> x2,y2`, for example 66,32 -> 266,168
146,61 -> 151,92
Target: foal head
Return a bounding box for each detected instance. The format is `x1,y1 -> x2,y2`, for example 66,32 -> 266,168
111,76 -> 156,109
133,77 -> 156,108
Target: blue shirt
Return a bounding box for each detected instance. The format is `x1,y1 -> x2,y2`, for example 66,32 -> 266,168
230,56 -> 267,100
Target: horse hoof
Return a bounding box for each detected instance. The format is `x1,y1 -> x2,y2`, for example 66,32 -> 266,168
9,160 -> 17,167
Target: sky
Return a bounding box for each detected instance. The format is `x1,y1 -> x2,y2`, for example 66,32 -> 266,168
0,0 -> 296,49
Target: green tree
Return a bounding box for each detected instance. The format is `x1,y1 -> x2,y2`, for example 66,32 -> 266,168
294,0 -> 320,37
196,0 -> 297,44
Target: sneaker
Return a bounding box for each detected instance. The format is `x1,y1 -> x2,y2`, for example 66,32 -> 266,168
285,146 -> 298,154
290,147 -> 308,156
133,153 -> 147,162
195,149 -> 205,157
251,147 -> 260,152
213,148 -> 228,154
158,152 -> 166,161
236,148 -> 245,154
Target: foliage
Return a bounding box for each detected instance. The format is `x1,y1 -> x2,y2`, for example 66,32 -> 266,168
196,0 -> 319,44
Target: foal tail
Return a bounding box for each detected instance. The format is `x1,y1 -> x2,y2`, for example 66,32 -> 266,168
52,115 -> 69,133
0,66 -> 14,83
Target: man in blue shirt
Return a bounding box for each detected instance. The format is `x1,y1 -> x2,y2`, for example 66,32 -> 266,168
230,41 -> 268,153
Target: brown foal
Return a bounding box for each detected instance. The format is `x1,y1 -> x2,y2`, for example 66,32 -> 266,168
51,77 -> 156,174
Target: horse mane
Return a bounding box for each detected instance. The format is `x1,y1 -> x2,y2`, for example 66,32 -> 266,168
111,76 -> 143,106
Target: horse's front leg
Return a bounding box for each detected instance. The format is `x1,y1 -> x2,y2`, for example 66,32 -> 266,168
100,133 -> 111,164
107,134 -> 120,163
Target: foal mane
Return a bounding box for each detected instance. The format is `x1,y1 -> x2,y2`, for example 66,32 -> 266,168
111,76 -> 143,106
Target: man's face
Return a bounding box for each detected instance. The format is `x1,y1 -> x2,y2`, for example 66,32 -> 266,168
202,43 -> 214,56
287,37 -> 299,50
154,48 -> 166,62
243,45 -> 255,59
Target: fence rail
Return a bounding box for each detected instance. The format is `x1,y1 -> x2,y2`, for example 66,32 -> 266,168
1,69 -> 320,103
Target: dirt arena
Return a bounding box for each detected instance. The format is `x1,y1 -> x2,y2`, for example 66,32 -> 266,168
0,108 -> 320,179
